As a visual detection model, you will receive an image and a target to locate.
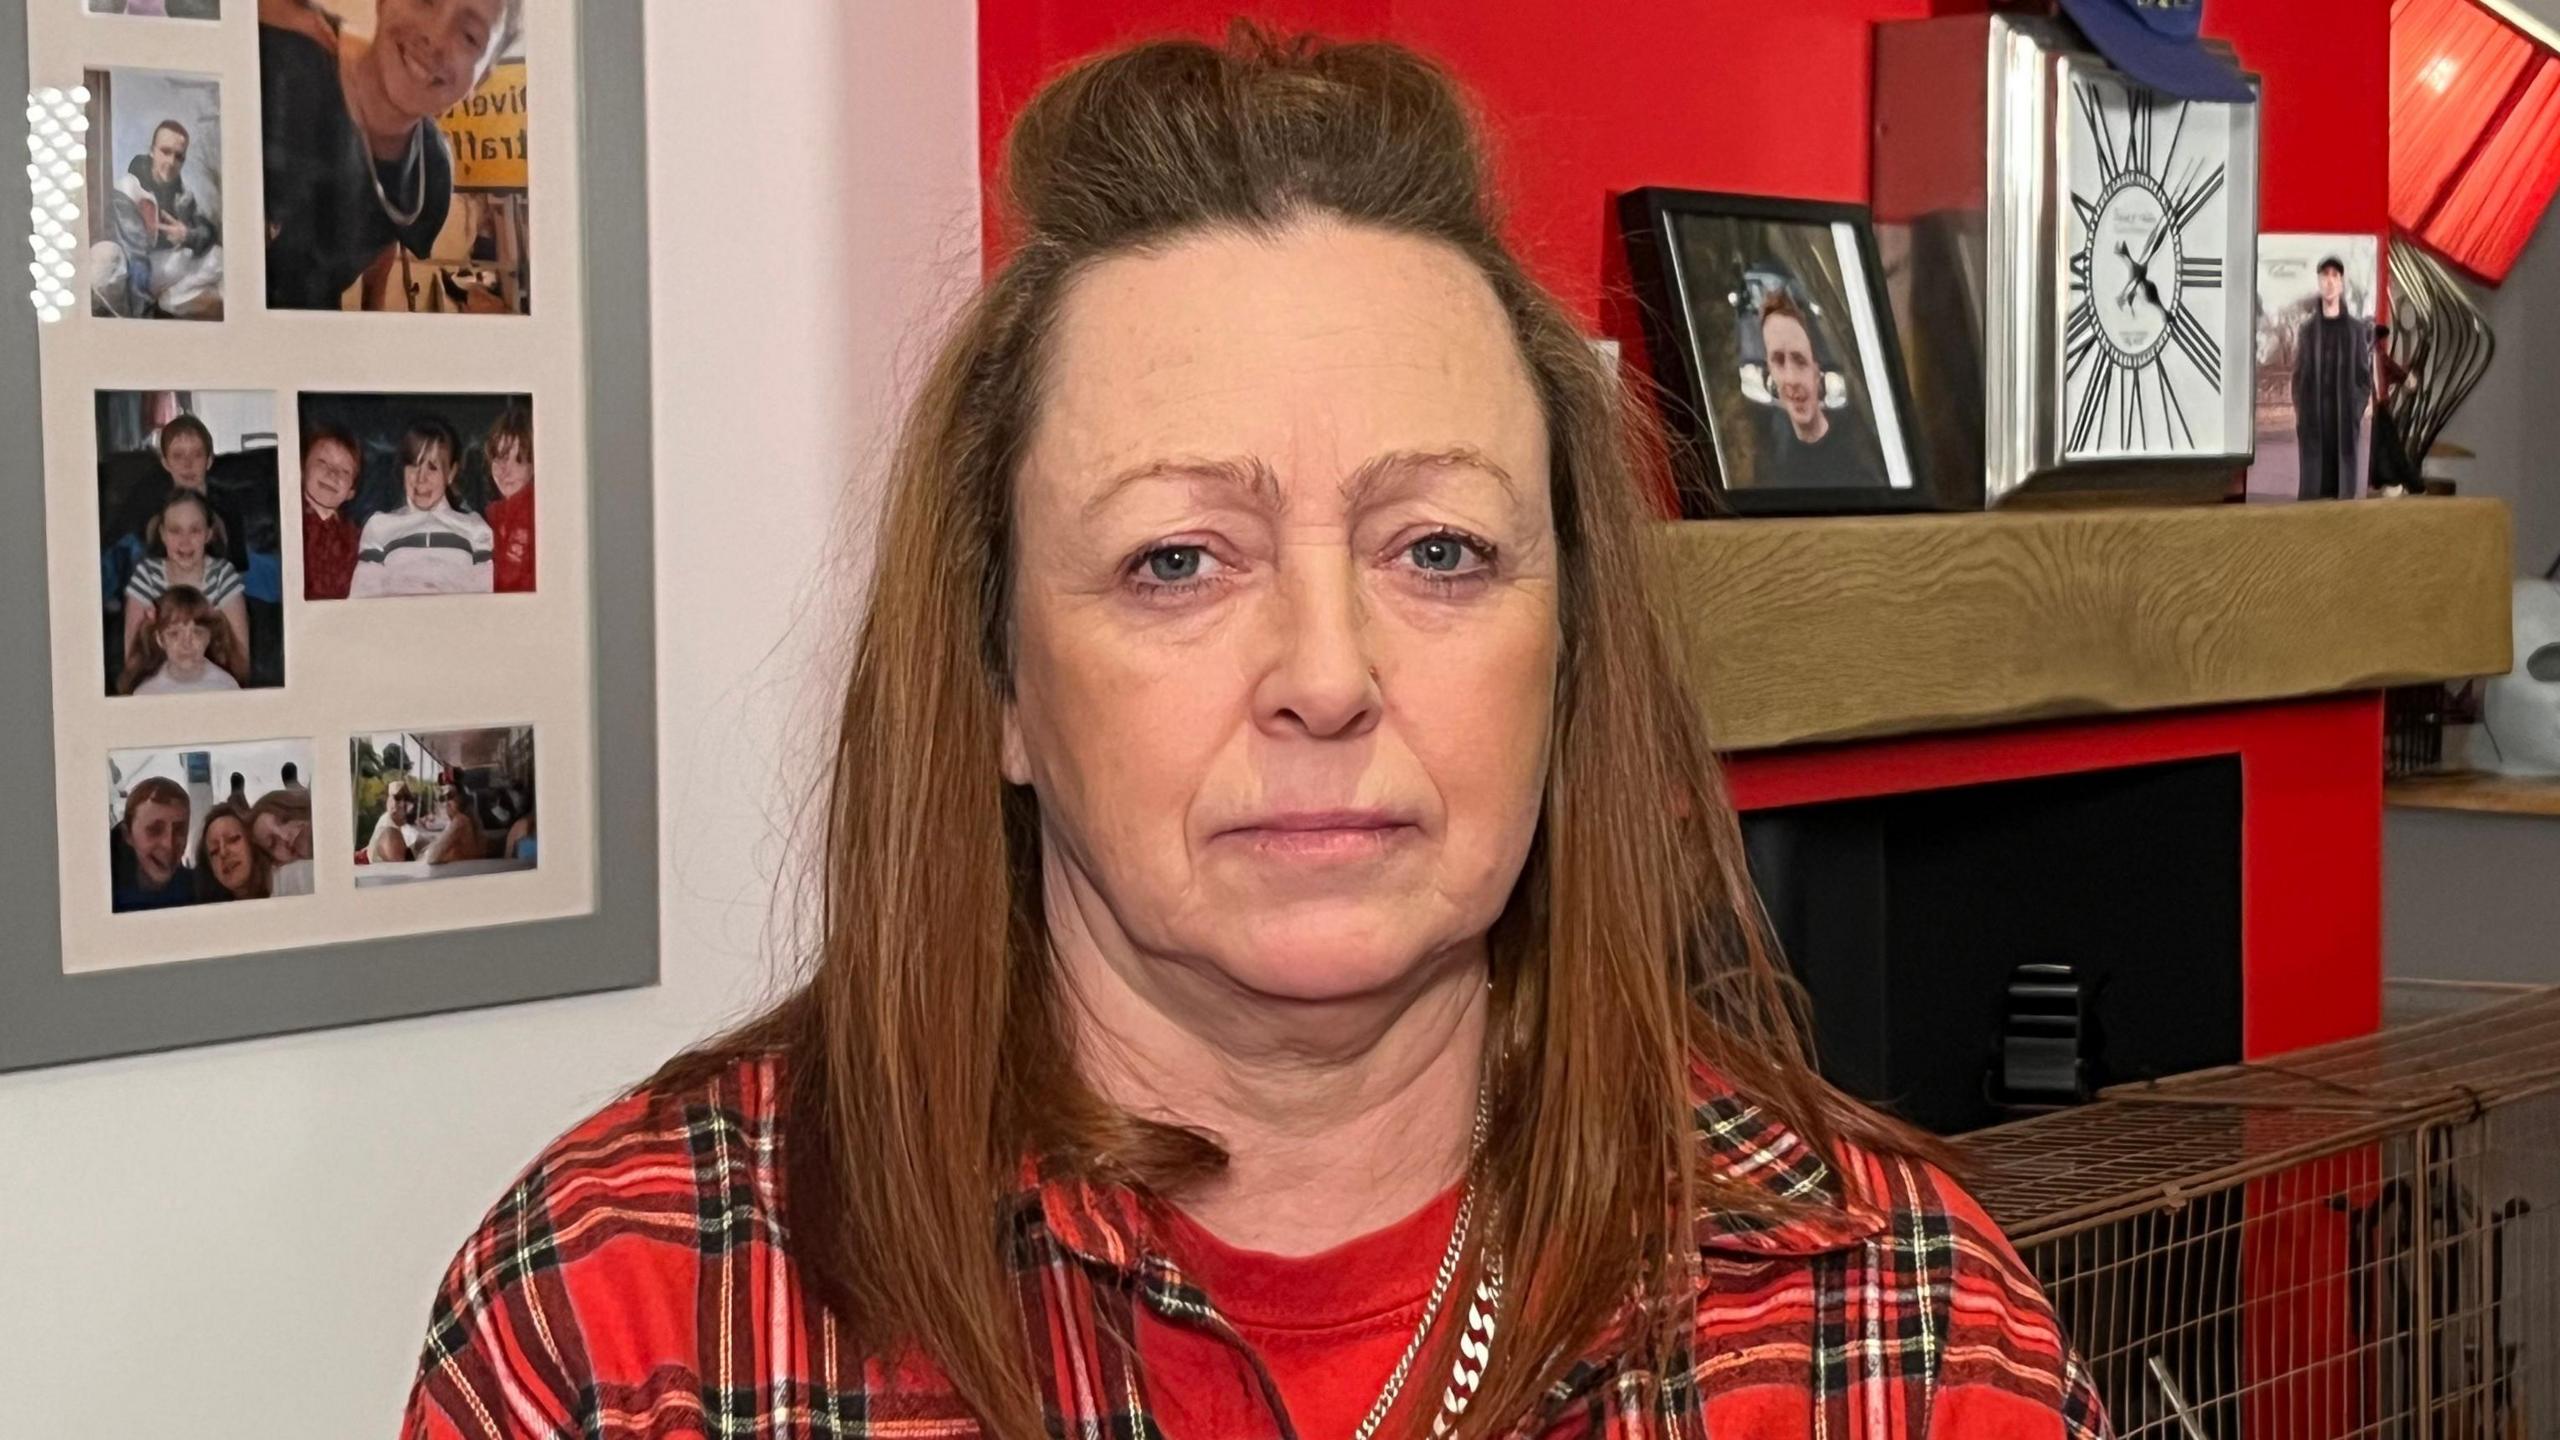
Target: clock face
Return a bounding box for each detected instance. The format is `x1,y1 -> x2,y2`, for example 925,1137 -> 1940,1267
2060,74 -> 2235,461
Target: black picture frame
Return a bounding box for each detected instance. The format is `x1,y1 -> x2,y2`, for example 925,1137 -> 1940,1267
1619,188 -> 1944,517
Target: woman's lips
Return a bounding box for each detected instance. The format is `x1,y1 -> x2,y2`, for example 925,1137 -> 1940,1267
1217,816 -> 1417,862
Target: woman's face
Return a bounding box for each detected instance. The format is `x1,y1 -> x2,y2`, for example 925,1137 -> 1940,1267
371,0 -> 509,122
1004,220 -> 1559,1005
162,433 -> 211,490
204,814 -> 256,895
488,441 -> 532,500
251,811 -> 309,866
161,502 -> 208,567
157,615 -> 209,671
404,442 -> 454,510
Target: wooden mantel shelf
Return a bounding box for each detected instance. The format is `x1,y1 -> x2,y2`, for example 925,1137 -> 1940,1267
1651,498 -> 2514,753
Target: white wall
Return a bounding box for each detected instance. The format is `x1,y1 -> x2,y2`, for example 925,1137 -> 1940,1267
0,5 -> 980,1432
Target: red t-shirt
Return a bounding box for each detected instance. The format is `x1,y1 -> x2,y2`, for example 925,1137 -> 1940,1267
1140,1184 -> 1463,1440
488,486 -> 535,593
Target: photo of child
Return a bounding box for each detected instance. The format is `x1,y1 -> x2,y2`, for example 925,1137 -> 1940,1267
117,584 -> 239,694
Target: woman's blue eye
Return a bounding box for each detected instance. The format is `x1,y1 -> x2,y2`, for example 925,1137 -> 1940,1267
1410,536 -> 1469,573
1145,547 -> 1205,583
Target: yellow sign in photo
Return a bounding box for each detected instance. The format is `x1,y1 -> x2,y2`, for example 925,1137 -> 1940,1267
440,60 -> 527,192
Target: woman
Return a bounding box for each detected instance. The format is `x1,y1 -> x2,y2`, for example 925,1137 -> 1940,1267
193,800 -> 270,903
124,489 -> 250,686
402,31 -> 2104,1440
348,419 -> 495,597
259,0 -> 523,309
115,583 -> 242,695
250,787 -> 316,896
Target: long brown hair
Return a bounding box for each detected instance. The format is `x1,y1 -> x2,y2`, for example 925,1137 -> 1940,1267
651,25 -> 1926,1438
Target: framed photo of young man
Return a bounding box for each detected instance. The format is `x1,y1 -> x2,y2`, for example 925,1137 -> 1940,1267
1,0 -> 658,1072
1620,189 -> 1934,517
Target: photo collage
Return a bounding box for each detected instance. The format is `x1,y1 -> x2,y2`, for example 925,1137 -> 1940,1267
67,0 -> 552,927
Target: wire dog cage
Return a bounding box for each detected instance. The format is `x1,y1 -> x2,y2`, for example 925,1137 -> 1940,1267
1957,987 -> 2560,1439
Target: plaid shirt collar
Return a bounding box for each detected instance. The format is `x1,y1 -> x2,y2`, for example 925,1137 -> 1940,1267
1024,1067 -> 1888,1335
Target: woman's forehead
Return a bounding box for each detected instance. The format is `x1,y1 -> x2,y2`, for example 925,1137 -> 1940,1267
1028,222 -> 1546,509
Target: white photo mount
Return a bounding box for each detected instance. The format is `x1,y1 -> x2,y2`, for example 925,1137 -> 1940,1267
1,0 -> 658,1070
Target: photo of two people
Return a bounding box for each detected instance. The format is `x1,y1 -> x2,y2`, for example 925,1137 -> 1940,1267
351,727 -> 537,887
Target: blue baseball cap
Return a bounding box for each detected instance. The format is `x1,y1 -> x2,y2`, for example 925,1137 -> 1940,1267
2058,0 -> 2256,103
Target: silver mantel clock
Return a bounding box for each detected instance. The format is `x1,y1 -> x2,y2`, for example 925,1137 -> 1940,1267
1873,14 -> 2259,506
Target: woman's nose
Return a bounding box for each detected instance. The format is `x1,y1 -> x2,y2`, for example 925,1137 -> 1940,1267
1252,553 -> 1380,740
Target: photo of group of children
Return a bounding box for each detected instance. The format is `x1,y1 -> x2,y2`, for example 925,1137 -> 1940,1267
95,390 -> 536,696
300,392 -> 535,598
84,0 -> 531,318
96,390 -> 280,695
105,726 -> 536,913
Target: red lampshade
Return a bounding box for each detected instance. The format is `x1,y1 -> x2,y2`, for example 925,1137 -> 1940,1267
2391,0 -> 2560,285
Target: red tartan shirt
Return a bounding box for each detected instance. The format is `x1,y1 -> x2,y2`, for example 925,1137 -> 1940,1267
399,1055 -> 2111,1439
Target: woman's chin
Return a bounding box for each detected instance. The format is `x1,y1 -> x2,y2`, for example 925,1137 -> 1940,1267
1201,914 -> 1466,1004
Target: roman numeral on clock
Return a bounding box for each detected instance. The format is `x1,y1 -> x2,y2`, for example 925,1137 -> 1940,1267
2179,255 -> 2222,290
2166,304 -> 2222,389
2077,82 -> 2122,183
2168,162 -> 2226,236
2069,350 -> 2115,453
2065,296 -> 2103,381
2154,358 -> 2195,448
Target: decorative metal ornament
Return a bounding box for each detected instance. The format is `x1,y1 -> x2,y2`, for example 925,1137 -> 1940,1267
2382,235 -> 2496,477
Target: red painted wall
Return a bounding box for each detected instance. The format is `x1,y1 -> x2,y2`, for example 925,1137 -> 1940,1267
980,0 -> 2392,323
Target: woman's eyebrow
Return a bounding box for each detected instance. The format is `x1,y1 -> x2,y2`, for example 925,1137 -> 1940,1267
1082,455 -> 1283,519
1082,446 -> 1516,519
1340,446 -> 1519,509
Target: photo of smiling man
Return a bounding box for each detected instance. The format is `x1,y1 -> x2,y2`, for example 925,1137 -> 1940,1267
260,0 -> 531,312
82,68 -> 225,320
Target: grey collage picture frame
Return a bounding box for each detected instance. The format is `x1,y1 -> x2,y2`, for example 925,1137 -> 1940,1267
0,0 -> 659,1071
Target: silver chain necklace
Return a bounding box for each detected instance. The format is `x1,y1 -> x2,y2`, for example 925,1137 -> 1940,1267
367,123 -> 428,229
1348,1089 -> 1504,1440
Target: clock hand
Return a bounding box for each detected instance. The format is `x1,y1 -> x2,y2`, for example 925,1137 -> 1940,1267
2137,213 -> 2172,271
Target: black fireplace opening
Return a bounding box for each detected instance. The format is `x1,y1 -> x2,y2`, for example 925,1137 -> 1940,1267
1740,756 -> 2244,1136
